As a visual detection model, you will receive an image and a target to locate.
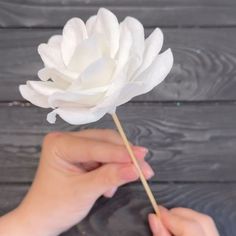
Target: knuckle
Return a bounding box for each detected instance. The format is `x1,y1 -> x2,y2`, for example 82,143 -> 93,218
42,132 -> 67,157
170,207 -> 184,214
201,215 -> 215,226
99,166 -> 115,186
43,132 -> 62,147
103,129 -> 120,139
115,146 -> 129,160
187,219 -> 201,231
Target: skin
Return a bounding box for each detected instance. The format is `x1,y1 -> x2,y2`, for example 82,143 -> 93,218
148,207 -> 220,236
0,129 -> 220,236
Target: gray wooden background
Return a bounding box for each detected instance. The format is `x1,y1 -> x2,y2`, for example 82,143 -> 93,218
0,1 -> 236,235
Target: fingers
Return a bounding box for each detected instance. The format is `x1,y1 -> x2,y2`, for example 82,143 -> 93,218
67,128 -> 133,146
169,208 -> 219,236
103,187 -> 118,198
102,160 -> 156,198
148,213 -> 172,236
82,161 -> 155,198
43,132 -> 148,164
159,206 -> 205,236
148,206 -> 219,236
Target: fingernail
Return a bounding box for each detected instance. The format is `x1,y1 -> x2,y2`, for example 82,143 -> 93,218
141,162 -> 155,178
134,146 -> 149,157
146,165 -> 155,178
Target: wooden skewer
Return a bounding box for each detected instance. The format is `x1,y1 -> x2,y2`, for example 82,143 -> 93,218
111,112 -> 160,216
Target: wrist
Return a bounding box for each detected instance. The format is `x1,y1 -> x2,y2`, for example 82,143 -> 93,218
0,206 -> 57,236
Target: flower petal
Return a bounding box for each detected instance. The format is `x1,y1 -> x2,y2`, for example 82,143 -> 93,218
133,28 -> 163,79
47,107 -> 107,125
86,15 -> 97,35
110,21 -> 133,88
116,48 -> 174,106
67,34 -> 104,74
61,18 -> 88,66
122,17 -> 145,78
48,86 -> 108,108
19,84 -> 49,108
38,43 -> 65,69
48,35 -> 62,46
91,65 -> 129,114
79,57 -> 115,89
27,81 -> 63,96
38,68 -> 72,86
88,8 -> 119,57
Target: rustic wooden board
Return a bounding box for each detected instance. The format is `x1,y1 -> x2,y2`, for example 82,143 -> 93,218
1,102 -> 236,183
0,183 -> 235,236
0,0 -> 236,27
1,28 -> 236,102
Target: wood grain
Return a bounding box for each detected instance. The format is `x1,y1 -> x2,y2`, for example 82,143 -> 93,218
0,183 -> 235,236
1,102 -> 236,183
0,0 -> 236,27
1,28 -> 236,102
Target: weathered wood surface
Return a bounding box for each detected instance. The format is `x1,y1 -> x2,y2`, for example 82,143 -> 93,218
1,102 -> 236,183
1,28 -> 236,102
0,1 -> 235,235
1,0 -> 236,27
0,184 -> 235,236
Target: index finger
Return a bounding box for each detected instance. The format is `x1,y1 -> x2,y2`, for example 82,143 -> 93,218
43,132 -> 148,164
159,206 -> 205,236
170,208 -> 219,236
68,128 -> 133,146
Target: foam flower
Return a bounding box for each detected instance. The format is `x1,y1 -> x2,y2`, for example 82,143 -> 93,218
19,8 -> 174,125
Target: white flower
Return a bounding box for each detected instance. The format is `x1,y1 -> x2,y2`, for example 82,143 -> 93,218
19,8 -> 174,125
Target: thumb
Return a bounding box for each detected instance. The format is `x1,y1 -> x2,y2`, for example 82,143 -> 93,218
148,213 -> 172,236
83,162 -> 154,198
160,207 -> 203,236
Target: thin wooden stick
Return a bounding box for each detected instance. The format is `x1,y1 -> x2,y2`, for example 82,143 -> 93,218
111,112 -> 160,216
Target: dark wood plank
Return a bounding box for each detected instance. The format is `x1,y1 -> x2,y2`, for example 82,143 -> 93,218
0,183 -> 235,236
0,0 -> 236,27
1,102 -> 236,182
1,28 -> 236,102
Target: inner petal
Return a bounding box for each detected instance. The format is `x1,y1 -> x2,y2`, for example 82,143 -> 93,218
67,34 -> 109,75
61,18 -> 88,66
79,56 -> 116,89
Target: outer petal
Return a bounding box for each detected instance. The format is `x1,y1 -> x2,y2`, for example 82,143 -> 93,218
88,8 -> 119,57
132,28 -> 163,80
27,81 -> 63,96
48,86 -> 108,108
116,49 -> 174,106
110,21 -> 133,87
47,107 -> 107,125
38,36 -> 79,79
86,15 -> 97,35
38,43 -> 65,69
19,84 -> 49,108
122,17 -> 145,79
48,35 -> 62,46
38,68 -> 73,87
61,18 -> 88,66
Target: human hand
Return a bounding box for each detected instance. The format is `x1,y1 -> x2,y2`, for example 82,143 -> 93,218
148,206 -> 220,236
0,129 -> 154,236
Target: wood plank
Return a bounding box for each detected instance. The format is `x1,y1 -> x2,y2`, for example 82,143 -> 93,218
1,102 -> 236,182
1,28 -> 236,102
0,1 -> 236,27
0,183 -> 235,236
